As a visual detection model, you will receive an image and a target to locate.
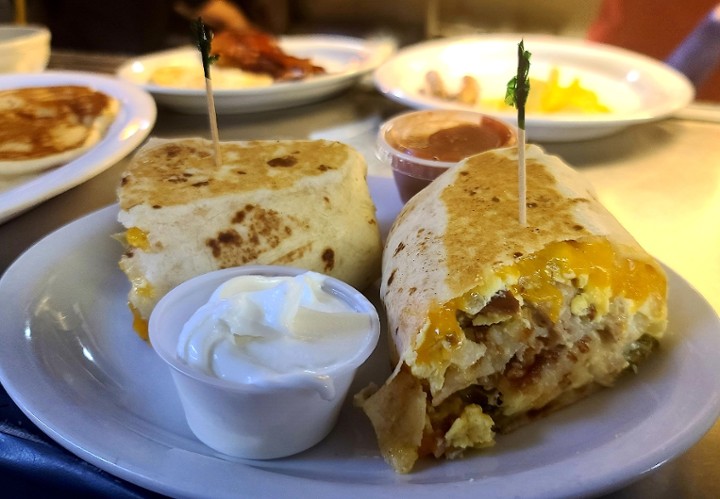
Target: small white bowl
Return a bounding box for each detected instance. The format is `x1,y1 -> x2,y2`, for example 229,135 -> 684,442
0,24 -> 51,73
149,265 -> 380,459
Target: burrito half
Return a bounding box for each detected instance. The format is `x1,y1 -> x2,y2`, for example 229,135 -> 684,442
357,145 -> 667,473
117,138 -> 382,339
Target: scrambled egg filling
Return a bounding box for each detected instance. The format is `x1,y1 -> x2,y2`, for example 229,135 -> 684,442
411,237 -> 666,454
444,405 -> 495,451
499,237 -> 665,322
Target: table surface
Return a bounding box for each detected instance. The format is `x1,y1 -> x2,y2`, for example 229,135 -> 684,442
1,50 -> 719,498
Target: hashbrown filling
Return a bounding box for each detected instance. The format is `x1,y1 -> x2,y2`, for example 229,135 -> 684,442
418,281 -> 659,458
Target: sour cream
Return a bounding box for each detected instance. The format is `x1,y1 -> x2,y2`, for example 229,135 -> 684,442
150,266 -> 379,458
177,271 -> 373,391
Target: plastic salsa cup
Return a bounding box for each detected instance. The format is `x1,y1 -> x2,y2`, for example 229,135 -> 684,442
377,109 -> 517,202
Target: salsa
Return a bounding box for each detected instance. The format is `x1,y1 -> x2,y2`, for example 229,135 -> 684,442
394,121 -> 515,162
378,110 -> 516,202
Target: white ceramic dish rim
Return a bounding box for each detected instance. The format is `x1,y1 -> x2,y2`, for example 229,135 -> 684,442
0,196 -> 719,498
373,33 -> 695,128
117,34 -> 389,97
0,71 -> 157,222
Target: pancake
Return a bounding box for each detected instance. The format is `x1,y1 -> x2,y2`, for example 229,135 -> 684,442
117,137 -> 383,340
356,144 -> 668,473
0,85 -> 118,175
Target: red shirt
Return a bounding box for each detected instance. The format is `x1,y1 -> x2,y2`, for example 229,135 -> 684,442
587,0 -> 720,101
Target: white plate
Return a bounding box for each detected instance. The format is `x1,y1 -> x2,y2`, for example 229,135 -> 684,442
1,179 -> 719,499
117,35 -> 393,114
374,34 -> 695,141
0,71 -> 156,223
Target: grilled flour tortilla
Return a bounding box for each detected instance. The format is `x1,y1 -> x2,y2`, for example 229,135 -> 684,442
0,85 -> 118,175
118,138 -> 382,340
357,144 -> 668,473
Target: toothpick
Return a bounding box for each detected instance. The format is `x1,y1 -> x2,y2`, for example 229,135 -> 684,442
204,75 -> 221,168
192,18 -> 222,168
505,40 -> 531,226
14,0 -> 26,25
517,127 -> 526,225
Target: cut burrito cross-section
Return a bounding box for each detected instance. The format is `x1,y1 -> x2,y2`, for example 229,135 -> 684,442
356,144 -> 667,473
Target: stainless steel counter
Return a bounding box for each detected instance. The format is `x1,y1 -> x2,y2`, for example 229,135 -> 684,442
1,52 -> 719,498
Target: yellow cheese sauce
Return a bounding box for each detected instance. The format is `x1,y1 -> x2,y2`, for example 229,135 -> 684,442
416,238 -> 666,365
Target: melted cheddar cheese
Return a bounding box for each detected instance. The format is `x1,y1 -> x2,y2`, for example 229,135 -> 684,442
121,227 -> 155,339
416,237 -> 665,366
130,304 -> 150,341
416,301 -> 464,365
127,277 -> 154,339
500,238 -> 665,322
126,227 -> 150,250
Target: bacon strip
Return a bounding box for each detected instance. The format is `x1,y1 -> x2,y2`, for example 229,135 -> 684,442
210,29 -> 325,81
